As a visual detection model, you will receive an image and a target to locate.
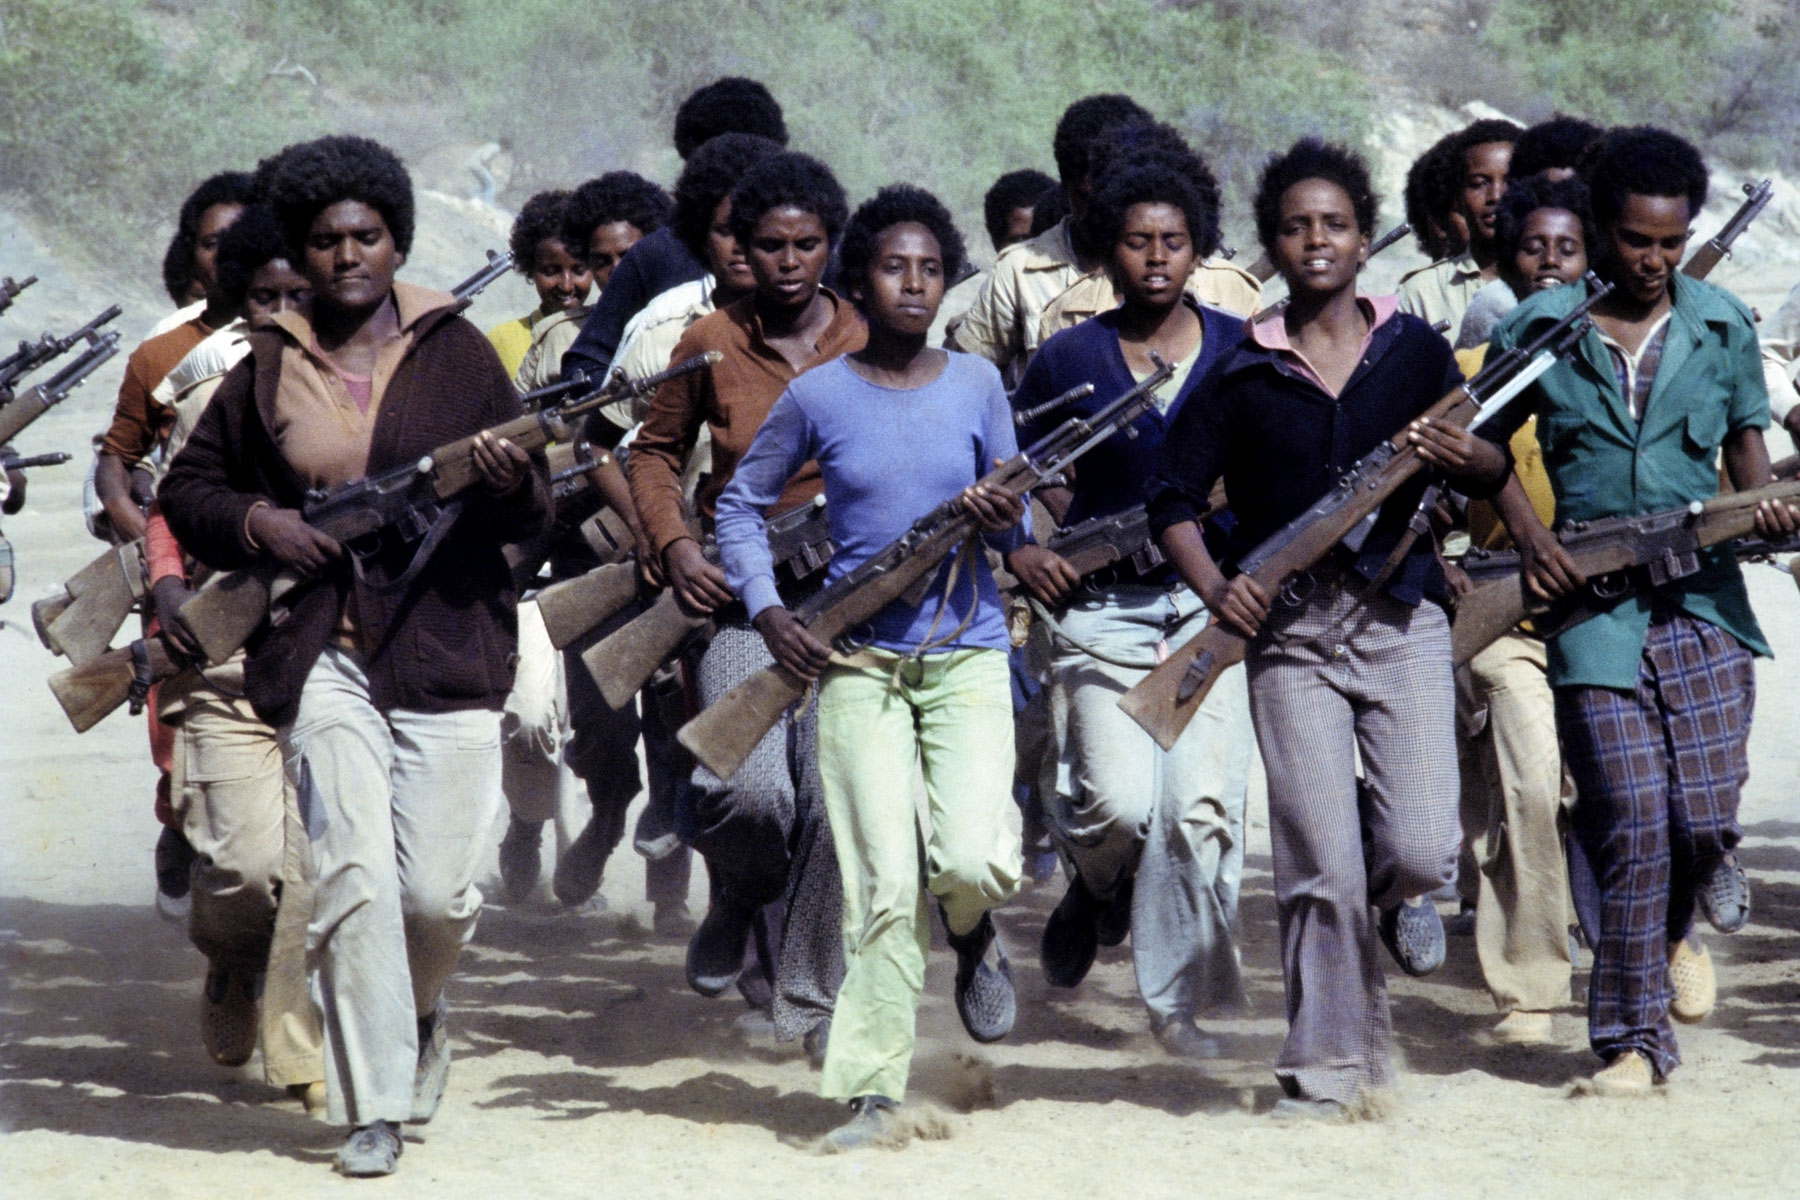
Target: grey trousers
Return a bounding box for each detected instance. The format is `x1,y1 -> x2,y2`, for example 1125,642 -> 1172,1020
283,646 -> 502,1127
1046,584 -> 1251,1022
1247,581 -> 1460,1104
690,618 -> 844,1040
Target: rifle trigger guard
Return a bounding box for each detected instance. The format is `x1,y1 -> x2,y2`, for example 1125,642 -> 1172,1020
127,639 -> 155,715
1277,570 -> 1316,608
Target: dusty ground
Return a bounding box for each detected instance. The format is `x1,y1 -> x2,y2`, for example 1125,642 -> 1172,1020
5,182 -> 1800,1199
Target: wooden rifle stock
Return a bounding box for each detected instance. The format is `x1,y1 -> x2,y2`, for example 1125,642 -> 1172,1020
34,539 -> 147,665
1120,278 -> 1610,750
1449,480 -> 1800,665
680,360 -> 1180,781
48,638 -> 182,733
582,589 -> 711,710
536,562 -> 641,649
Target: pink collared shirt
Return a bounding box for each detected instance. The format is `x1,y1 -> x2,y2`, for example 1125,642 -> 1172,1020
1248,294 -> 1401,398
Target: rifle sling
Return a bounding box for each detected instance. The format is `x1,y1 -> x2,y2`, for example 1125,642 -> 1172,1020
356,498 -> 464,596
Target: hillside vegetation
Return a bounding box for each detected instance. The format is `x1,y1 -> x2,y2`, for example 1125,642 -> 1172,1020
1,0 -> 1796,273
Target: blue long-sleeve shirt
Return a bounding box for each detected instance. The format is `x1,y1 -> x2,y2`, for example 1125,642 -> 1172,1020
715,352 -> 1025,654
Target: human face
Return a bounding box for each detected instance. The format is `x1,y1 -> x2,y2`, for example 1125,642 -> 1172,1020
1458,141 -> 1512,246
705,196 -> 757,297
1271,178 -> 1367,298
192,202 -> 244,298
243,258 -> 311,329
531,237 -> 592,312
746,206 -> 830,311
1600,192 -> 1691,306
1506,207 -> 1587,297
585,221 -> 643,290
1000,205 -> 1035,251
302,199 -> 401,315
856,222 -> 943,338
1112,202 -> 1194,313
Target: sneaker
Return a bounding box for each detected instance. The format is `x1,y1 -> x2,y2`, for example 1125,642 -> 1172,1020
335,1120 -> 403,1176
497,817 -> 543,905
1378,898 -> 1446,977
686,891 -> 755,997
1492,1010 -> 1555,1046
552,813 -> 611,908
1040,879 -> 1101,988
944,910 -> 1016,1044
820,1094 -> 898,1153
411,1000 -> 450,1123
1668,935 -> 1716,1024
1095,875 -> 1133,948
1697,854 -> 1750,934
1152,1015 -> 1222,1059
1588,1050 -> 1654,1097
199,963 -> 258,1068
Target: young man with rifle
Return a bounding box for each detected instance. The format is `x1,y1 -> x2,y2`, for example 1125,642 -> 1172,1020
159,135 -> 551,1177
1477,126 -> 1798,1097
1143,139 -> 1513,1119
624,150 -> 860,1055
1399,119 -> 1521,338
1004,134 -> 1255,1059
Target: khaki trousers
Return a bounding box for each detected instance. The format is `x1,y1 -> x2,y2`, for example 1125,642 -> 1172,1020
1458,633 -> 1573,1012
170,685 -> 324,1086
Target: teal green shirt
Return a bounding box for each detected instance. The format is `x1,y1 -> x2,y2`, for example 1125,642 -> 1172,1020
1487,275 -> 1771,690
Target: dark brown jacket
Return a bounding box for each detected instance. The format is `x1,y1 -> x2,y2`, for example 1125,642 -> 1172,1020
160,301 -> 551,727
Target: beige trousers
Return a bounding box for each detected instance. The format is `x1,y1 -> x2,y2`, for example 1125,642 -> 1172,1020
170,685 -> 324,1086
1457,632 -> 1573,1013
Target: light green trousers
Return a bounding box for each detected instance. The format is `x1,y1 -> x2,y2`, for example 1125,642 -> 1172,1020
815,647 -> 1022,1102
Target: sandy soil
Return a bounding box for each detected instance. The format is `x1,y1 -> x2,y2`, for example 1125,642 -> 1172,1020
5,192 -> 1800,1200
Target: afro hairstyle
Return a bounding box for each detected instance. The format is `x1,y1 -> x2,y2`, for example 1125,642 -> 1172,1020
1509,114 -> 1604,180
560,173 -> 672,262
1494,172 -> 1598,269
1029,185 -> 1072,238
726,151 -> 849,247
259,135 -> 415,259
162,170 -> 256,304
1052,93 -> 1152,185
837,184 -> 967,311
1252,138 -> 1379,254
983,168 -> 1056,251
1081,147 -> 1224,261
508,190 -> 572,275
1580,125 -> 1708,226
213,206 -> 294,314
671,133 -> 787,262
673,76 -> 788,159
1404,131 -> 1466,260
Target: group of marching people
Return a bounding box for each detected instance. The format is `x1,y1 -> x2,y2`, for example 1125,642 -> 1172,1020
54,72 -> 1800,1176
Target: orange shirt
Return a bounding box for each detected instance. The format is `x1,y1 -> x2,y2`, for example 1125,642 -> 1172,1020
100,316 -> 213,463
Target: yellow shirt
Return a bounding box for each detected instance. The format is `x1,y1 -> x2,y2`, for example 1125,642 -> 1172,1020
485,310 -> 539,378
1456,343 -> 1555,549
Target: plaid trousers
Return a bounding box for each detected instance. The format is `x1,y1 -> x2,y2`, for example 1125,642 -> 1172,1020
1555,611 -> 1753,1079
1247,578 -> 1461,1104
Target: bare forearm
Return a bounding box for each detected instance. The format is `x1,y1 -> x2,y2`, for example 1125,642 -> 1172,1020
1724,426 -> 1773,491
1159,519 -> 1227,606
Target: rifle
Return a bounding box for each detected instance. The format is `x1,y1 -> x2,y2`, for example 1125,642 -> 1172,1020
0,275 -> 36,316
575,494 -> 836,704
31,538 -> 149,666
48,636 -> 182,733
1118,276 -> 1612,751
501,439 -> 632,590
450,249 -> 514,308
1042,504 -> 1165,581
1682,180 -> 1772,281
175,351 -> 720,665
1451,482 -> 1800,665
0,308 -> 122,432
678,360 -> 1178,781
2,450 -> 70,470
1251,223 -> 1411,323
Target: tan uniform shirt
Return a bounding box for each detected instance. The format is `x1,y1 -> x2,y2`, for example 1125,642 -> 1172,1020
1762,279 -> 1800,422
950,217 -> 1085,369
1036,259 -> 1263,345
1398,253 -> 1487,338
514,306 -> 588,392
